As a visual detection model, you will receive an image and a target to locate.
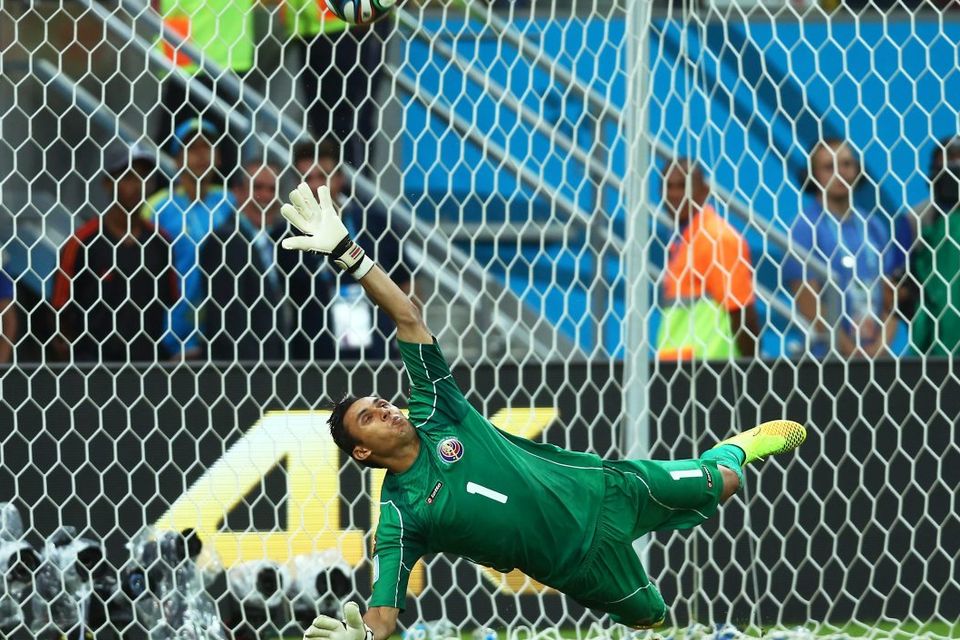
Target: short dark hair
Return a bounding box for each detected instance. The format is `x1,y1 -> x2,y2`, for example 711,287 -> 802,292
930,135 -> 960,177
234,159 -> 281,187
292,137 -> 341,168
661,157 -> 705,183
328,394 -> 379,468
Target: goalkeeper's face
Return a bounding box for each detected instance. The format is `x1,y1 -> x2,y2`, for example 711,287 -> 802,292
345,396 -> 416,462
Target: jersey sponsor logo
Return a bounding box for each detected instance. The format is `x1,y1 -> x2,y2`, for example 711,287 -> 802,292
426,481 -> 443,504
702,465 -> 713,489
436,437 -> 464,464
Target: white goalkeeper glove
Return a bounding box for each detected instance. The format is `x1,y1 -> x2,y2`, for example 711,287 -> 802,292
280,183 -> 375,280
304,602 -> 375,640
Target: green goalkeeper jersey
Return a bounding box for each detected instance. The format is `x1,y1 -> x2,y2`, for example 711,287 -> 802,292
369,339 -> 606,610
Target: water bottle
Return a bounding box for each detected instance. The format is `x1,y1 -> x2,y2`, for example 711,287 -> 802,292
402,623 -> 429,640
471,627 -> 498,640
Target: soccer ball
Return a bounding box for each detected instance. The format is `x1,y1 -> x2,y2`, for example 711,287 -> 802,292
325,0 -> 397,24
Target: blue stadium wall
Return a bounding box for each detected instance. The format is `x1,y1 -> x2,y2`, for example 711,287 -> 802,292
400,16 -> 960,357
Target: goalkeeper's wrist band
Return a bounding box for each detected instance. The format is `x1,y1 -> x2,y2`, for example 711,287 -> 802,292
330,236 -> 376,280
339,621 -> 375,640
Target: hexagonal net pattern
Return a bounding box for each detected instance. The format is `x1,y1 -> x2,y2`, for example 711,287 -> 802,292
0,0 -> 959,639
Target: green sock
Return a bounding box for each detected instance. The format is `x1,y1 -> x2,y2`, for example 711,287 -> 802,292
700,444 -> 745,487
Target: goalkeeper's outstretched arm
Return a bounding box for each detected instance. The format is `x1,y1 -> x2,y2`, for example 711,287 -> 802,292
279,183 -> 431,345
358,264 -> 431,344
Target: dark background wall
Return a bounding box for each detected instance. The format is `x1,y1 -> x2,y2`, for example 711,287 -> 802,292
2,358 -> 957,628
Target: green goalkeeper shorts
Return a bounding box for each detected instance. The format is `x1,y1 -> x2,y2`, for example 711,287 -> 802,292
560,458 -> 725,627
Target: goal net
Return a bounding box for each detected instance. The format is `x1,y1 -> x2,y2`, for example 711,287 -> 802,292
0,0 -> 958,638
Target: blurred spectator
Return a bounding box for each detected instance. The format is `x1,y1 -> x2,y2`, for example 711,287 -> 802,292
908,141 -> 952,233
288,139 -> 411,360
910,136 -> 960,355
656,159 -> 759,360
153,0 -> 255,177
285,1 -> 389,170
273,149 -> 325,362
895,137 -> 957,325
201,161 -> 287,361
0,252 -> 15,364
143,119 -> 234,360
52,144 -> 178,363
784,139 -> 902,359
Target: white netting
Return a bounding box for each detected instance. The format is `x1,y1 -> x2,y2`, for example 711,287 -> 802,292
1,0 -> 959,638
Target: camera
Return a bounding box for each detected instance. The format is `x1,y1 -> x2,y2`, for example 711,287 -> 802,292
224,559 -> 293,639
0,503 -> 41,636
30,525 -> 118,639
122,528 -> 226,640
288,551 -> 353,629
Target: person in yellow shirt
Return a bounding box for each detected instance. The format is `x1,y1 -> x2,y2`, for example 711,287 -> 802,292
656,159 -> 760,360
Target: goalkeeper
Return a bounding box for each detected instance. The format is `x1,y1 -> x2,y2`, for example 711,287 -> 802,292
278,184 -> 807,640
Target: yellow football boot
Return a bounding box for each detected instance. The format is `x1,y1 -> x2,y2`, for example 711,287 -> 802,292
714,420 -> 807,464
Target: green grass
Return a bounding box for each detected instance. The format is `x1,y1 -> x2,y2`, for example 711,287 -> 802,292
709,620 -> 960,638
282,620 -> 960,640
803,620 -> 959,638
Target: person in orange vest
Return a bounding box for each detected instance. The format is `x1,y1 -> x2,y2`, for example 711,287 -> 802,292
656,159 -> 760,360
284,0 -> 389,171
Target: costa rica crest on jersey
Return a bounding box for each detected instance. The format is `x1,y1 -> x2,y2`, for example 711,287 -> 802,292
437,437 -> 464,464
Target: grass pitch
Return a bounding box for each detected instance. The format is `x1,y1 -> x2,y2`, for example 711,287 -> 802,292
283,620 -> 960,639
